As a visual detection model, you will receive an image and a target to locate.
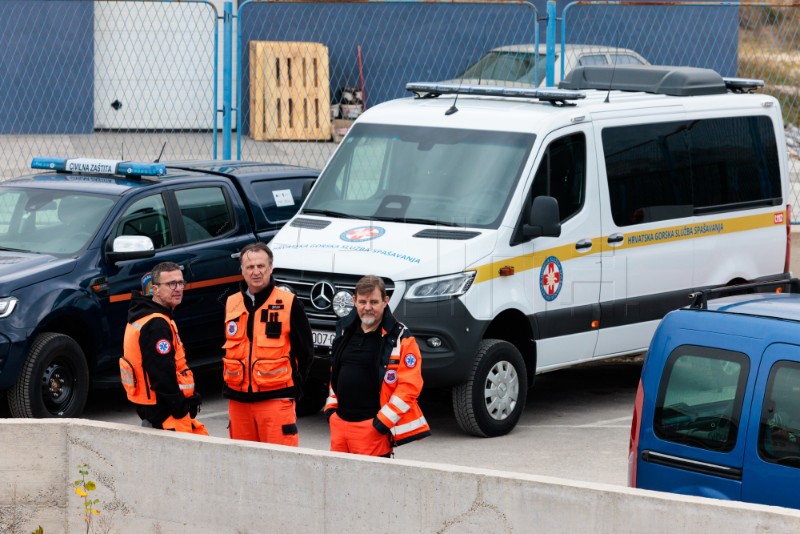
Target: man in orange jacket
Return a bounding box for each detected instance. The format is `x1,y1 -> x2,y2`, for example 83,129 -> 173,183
121,261 -> 207,435
222,242 -> 314,445
325,275 -> 430,457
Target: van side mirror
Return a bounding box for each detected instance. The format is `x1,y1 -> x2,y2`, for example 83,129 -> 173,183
523,196 -> 561,238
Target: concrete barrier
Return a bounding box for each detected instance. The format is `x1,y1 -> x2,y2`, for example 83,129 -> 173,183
1,420 -> 799,533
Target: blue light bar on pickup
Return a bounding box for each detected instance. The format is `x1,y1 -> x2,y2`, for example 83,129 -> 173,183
31,157 -> 167,177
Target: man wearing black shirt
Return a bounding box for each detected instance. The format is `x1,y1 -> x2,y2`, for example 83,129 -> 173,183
325,275 -> 430,456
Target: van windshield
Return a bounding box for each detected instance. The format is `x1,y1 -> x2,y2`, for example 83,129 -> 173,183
304,123 -> 535,229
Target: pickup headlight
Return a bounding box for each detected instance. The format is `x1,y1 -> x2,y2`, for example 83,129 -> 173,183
405,272 -> 476,302
0,297 -> 18,318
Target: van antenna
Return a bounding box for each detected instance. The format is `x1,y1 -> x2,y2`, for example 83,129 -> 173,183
604,35 -> 621,103
154,142 -> 167,163
446,74 -> 464,116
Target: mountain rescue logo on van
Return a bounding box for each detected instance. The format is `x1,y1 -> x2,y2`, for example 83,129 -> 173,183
340,226 -> 385,242
539,256 -> 563,301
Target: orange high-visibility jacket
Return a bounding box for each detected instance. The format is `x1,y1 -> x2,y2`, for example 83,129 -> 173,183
222,288 -> 296,394
326,312 -> 431,446
120,312 -> 195,405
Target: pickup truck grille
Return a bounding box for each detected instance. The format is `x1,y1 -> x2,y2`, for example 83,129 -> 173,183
272,269 -> 395,326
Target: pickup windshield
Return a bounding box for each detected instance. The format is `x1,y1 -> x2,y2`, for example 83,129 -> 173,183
304,123 -> 535,229
0,189 -> 114,254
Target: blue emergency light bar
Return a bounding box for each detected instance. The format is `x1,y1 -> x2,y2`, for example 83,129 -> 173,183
31,157 -> 167,177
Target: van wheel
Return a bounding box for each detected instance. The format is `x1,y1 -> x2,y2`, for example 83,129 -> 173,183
9,333 -> 89,418
452,339 -> 527,437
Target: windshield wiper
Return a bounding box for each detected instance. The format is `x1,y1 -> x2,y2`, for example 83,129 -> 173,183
370,216 -> 464,227
0,246 -> 30,253
301,209 -> 367,220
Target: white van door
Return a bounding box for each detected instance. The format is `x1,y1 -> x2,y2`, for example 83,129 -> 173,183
594,117 -> 695,356
519,128 -> 602,370
594,113 -> 787,357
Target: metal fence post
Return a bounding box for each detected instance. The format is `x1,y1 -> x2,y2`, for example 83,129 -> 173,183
223,2 -> 234,160
546,0 -> 556,86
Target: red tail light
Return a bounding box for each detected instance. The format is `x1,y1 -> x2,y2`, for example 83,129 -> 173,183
627,378 -> 644,487
785,204 -> 792,275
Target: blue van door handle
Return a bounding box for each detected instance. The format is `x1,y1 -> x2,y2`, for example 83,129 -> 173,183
575,239 -> 592,250
608,233 -> 624,244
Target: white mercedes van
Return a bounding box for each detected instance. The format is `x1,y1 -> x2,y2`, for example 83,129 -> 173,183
272,65 -> 791,437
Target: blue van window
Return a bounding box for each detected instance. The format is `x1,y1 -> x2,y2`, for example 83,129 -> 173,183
654,345 -> 749,452
758,361 -> 800,467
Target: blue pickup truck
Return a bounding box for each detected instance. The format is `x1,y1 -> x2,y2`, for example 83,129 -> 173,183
0,158 -> 319,418
629,278 -> 800,509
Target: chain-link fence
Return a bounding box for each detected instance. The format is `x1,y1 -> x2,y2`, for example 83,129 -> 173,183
2,0 -> 800,219
562,1 -> 800,220
236,0 -> 539,169
0,0 -> 219,178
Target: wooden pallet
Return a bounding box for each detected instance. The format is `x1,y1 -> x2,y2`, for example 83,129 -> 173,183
249,41 -> 331,141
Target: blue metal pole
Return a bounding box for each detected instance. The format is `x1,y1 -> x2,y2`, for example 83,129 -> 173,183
223,2 -> 233,160
546,0 -> 556,87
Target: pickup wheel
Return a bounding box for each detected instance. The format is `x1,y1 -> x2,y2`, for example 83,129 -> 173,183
9,333 -> 89,418
452,339 -> 527,437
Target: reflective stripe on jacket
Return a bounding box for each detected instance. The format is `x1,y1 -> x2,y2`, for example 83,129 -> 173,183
120,312 -> 194,405
222,288 -> 295,394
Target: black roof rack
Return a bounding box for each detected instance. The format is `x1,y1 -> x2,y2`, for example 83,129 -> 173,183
405,82 -> 586,106
559,65 -> 762,97
688,278 -> 799,309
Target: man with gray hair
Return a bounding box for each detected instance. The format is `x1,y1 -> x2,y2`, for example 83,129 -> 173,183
325,274 -> 430,456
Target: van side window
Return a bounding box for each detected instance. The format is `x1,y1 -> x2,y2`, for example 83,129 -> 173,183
112,194 -> 172,250
531,132 -> 586,222
603,116 -> 781,227
174,187 -> 232,242
758,361 -> 800,467
654,345 -> 749,452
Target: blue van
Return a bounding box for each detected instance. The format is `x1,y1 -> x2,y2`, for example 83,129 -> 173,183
629,279 -> 800,509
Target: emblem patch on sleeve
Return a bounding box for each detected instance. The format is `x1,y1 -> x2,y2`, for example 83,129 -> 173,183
156,339 -> 172,354
227,321 -> 238,336
384,370 -> 398,384
404,354 -> 417,368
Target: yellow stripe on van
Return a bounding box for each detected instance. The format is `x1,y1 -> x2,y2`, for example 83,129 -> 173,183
615,211 -> 779,252
473,210 -> 783,284
473,238 -> 603,284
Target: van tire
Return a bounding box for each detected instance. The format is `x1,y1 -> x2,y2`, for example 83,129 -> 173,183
9,333 -> 89,418
452,339 -> 527,437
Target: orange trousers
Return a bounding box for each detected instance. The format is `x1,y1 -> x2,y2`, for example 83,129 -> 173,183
228,398 -> 298,446
329,412 -> 392,457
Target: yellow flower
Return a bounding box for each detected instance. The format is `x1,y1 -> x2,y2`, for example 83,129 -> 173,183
74,488 -> 87,497
92,509 -> 100,516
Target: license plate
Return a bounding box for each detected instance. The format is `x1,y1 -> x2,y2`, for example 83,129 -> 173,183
312,330 -> 335,347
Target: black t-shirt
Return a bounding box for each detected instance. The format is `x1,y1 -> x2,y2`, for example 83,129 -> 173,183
336,328 -> 382,422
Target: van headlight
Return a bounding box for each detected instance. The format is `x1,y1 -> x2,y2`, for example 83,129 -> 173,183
0,297 -> 18,318
405,272 -> 476,302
